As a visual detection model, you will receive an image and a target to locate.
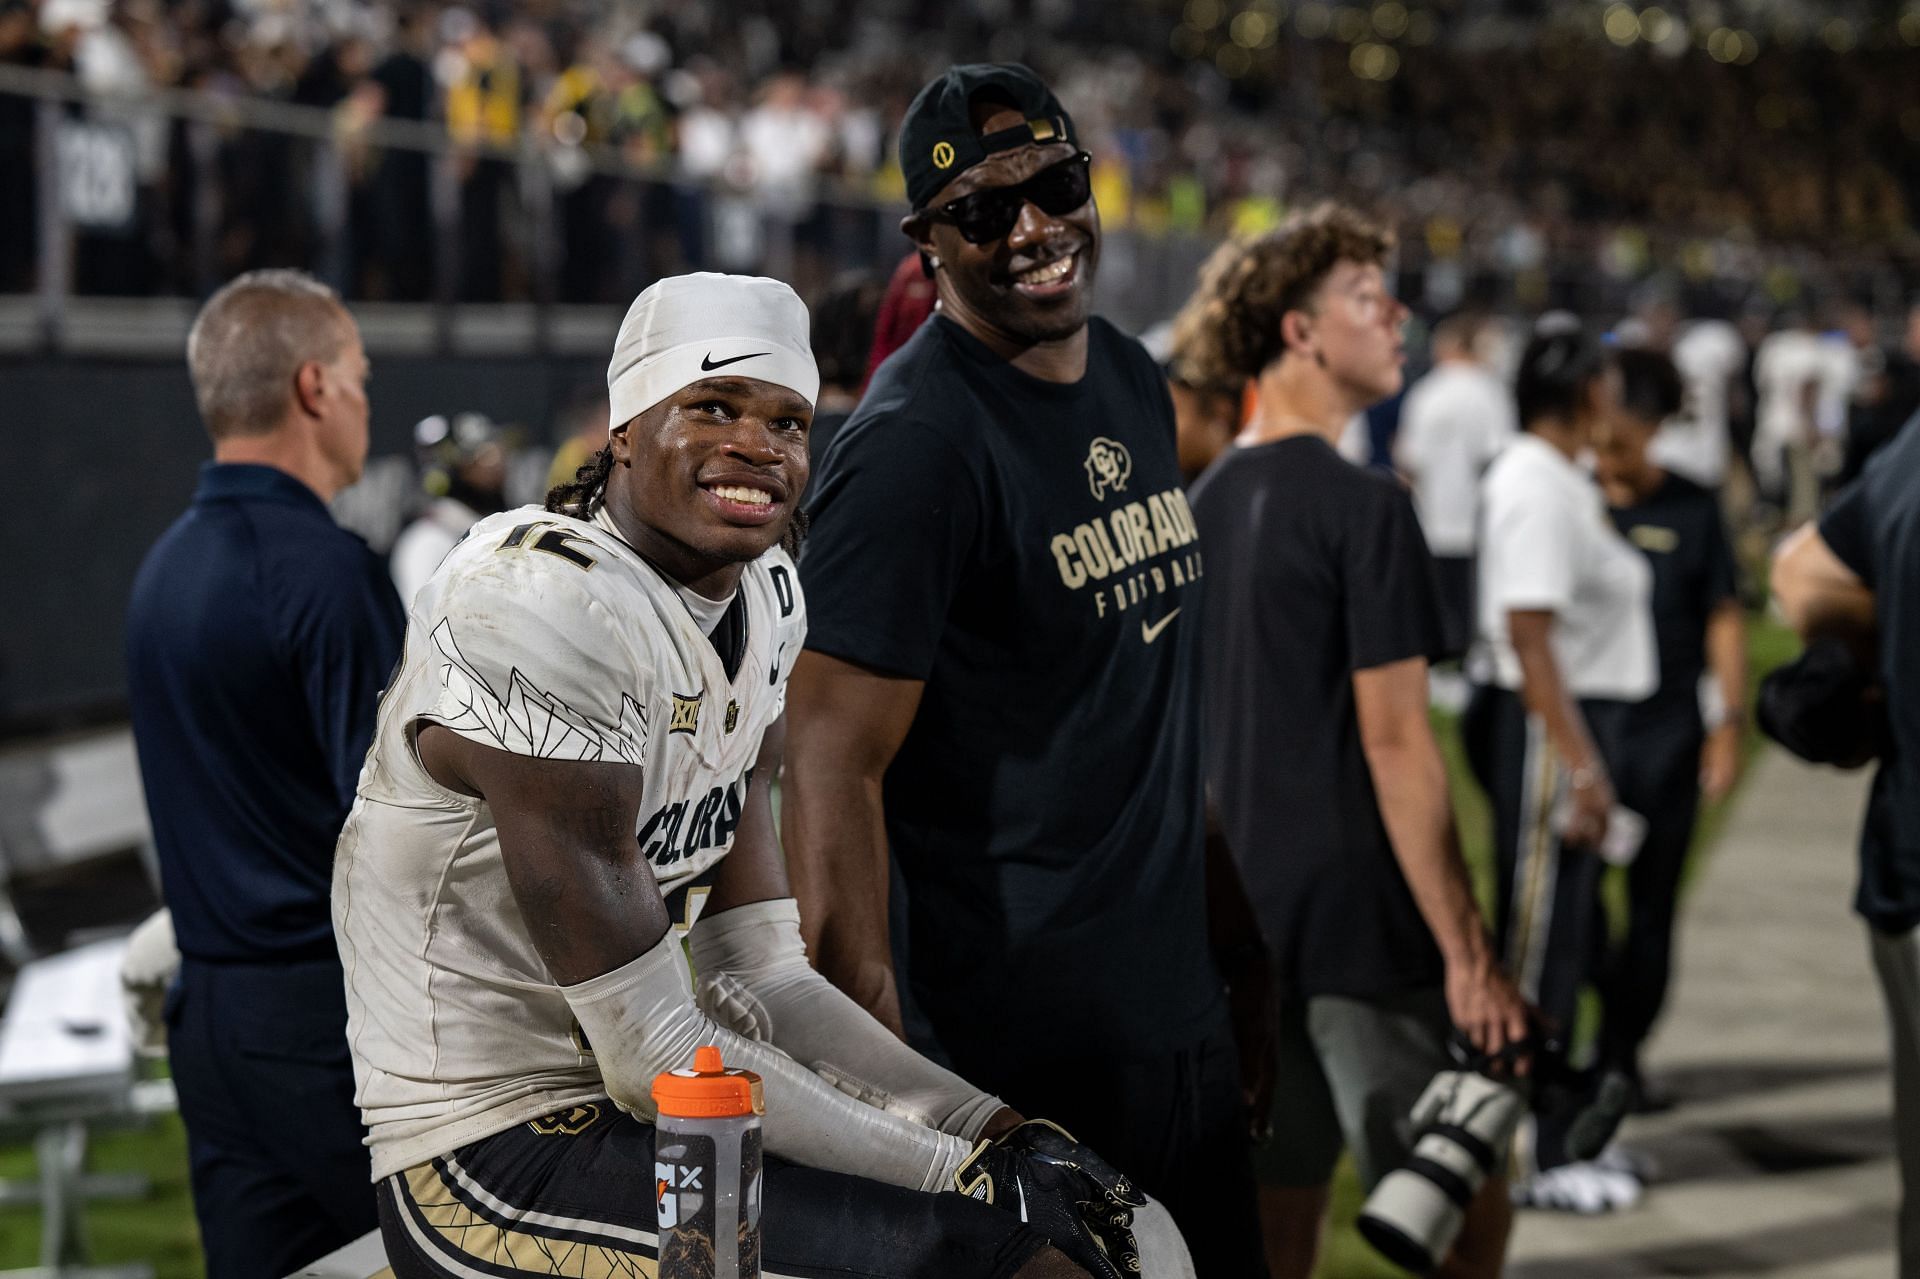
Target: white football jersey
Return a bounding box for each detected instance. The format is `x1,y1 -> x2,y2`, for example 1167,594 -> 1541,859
1653,320 -> 1744,487
333,504 -> 806,1178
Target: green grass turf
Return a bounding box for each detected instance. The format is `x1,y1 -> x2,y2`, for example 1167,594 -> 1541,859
0,1105 -> 201,1277
0,619 -> 1802,1277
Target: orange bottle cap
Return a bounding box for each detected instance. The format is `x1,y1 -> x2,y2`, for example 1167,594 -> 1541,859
651,1045 -> 765,1119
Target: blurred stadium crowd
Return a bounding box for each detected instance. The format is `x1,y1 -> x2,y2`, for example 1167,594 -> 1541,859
3,0 -> 1919,314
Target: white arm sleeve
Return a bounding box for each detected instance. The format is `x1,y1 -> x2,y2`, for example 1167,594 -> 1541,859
562,928 -> 972,1194
688,898 -> 1006,1141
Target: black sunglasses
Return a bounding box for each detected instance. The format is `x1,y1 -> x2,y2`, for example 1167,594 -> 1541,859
924,152 -> 1093,245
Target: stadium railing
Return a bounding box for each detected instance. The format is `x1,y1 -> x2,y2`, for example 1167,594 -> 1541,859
0,63 -> 1214,352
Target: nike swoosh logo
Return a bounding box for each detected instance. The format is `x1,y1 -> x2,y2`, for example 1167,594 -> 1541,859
1141,608 -> 1181,644
701,351 -> 769,371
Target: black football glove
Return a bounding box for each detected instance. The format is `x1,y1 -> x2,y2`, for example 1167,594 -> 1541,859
950,1119 -> 1147,1278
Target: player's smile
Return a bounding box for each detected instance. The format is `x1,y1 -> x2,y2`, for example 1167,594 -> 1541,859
697,469 -> 789,527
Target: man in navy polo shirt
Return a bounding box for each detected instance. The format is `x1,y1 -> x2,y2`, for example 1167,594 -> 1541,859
127,269 -> 402,1276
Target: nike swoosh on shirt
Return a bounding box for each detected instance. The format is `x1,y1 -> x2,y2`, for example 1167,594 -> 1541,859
701,351 -> 769,371
1141,608 -> 1181,644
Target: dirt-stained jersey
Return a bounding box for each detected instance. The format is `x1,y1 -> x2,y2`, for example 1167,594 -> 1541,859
333,504 -> 805,1179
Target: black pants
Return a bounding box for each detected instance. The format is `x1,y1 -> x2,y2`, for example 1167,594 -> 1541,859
951,1009 -> 1268,1278
1464,685 -> 1632,1170
1598,691 -> 1705,1082
1431,555 -> 1476,663
167,956 -> 377,1278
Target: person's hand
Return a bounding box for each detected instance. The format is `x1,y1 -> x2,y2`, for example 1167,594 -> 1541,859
1444,956 -> 1533,1077
1700,723 -> 1743,803
1562,763 -> 1614,850
950,1120 -> 1145,1279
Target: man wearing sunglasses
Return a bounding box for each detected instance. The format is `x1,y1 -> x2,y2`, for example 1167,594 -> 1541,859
785,63 -> 1267,1275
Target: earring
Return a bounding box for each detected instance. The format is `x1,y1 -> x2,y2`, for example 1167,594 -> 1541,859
928,255 -> 941,269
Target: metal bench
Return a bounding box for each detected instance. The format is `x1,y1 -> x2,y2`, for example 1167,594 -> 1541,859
0,937 -> 174,1278
0,729 -> 170,1277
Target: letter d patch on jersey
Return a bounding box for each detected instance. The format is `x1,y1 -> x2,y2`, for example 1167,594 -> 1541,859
669,692 -> 702,735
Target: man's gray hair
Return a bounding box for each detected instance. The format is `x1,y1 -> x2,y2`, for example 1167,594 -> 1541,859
186,269 -> 350,440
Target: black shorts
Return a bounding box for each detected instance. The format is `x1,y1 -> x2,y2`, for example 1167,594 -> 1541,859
377,1099 -> 1048,1279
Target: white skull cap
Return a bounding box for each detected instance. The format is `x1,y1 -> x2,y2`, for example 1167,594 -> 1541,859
607,273 -> 819,430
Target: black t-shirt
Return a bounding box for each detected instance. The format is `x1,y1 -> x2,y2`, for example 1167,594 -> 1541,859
804,409 -> 853,491
1609,472 -> 1739,702
1819,422 -> 1920,932
800,315 -> 1219,1064
1190,436 -> 1446,999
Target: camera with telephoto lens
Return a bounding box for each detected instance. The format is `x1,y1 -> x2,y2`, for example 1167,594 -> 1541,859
1357,1031 -> 1633,1274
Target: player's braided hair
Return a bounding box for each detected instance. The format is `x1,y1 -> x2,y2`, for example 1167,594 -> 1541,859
1171,202 -> 1394,385
545,445 -> 615,517
543,444 -> 809,555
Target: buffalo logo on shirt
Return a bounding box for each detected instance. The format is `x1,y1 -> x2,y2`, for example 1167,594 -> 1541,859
1083,437 -> 1132,500
668,692 -> 702,735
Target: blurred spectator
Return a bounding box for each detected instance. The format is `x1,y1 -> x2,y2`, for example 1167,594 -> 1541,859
1655,316 -> 1747,491
862,251 -> 937,391
1394,311 -> 1517,658
443,10 -> 523,301
1815,307 -> 1869,493
1840,301 -> 1920,488
1465,327 -> 1656,1212
1591,347 -> 1746,1113
805,269 -> 883,473
543,381 -> 612,494
0,0 -> 40,293
742,70 -> 829,208
1753,311 -> 1827,526
1165,361 -> 1240,485
360,5 -> 435,301
390,412 -> 509,606
1156,301 -> 1244,483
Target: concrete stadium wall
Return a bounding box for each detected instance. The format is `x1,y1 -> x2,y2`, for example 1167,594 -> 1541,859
0,355 -> 600,737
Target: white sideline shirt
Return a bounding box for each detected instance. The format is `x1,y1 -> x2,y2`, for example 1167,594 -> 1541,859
1754,329 -> 1826,452
1652,320 -> 1744,488
1474,434 -> 1656,701
1395,360 -> 1517,556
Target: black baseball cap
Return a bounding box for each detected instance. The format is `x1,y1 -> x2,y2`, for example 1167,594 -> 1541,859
899,63 -> 1079,211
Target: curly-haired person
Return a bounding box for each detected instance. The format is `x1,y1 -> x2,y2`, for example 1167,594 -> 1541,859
1179,204 -> 1527,1279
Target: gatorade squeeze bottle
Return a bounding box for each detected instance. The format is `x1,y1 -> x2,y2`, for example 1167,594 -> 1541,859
652,1045 -> 764,1279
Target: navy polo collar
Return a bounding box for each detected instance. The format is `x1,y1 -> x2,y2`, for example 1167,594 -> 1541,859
193,462 -> 329,513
